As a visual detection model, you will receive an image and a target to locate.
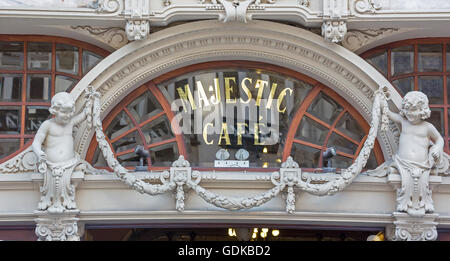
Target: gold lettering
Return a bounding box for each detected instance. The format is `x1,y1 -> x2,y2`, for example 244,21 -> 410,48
254,123 -> 265,145
176,84 -> 196,111
203,123 -> 214,145
196,81 -> 210,108
210,78 -> 221,105
225,77 -> 237,103
240,77 -> 252,104
255,80 -> 268,106
277,88 -> 293,113
266,83 -> 278,109
218,123 -> 231,145
237,122 -> 248,145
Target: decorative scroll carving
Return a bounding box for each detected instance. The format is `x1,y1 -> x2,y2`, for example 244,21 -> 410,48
298,0 -> 309,7
35,211 -> 81,241
70,26 -> 129,49
90,0 -> 124,14
0,149 -> 37,173
201,0 -> 276,22
393,212 -> 438,241
322,20 -> 347,43
342,28 -> 398,52
354,0 -> 382,14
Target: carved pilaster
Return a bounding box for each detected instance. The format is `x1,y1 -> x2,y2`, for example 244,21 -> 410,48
322,0 -> 348,43
124,0 -> 151,41
35,210 -> 81,241
392,212 -> 438,241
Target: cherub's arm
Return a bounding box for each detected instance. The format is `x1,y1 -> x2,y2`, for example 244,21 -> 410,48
32,120 -> 49,160
381,97 -> 403,124
428,123 -> 445,160
71,107 -> 88,126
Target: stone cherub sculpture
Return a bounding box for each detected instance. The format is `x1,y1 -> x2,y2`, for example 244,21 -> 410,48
32,88 -> 98,214
381,90 -> 444,217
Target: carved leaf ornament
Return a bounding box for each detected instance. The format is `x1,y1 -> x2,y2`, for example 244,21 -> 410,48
91,85 -> 390,213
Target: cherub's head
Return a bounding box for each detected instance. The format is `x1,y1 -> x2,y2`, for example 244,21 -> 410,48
49,92 -> 75,125
400,91 -> 431,123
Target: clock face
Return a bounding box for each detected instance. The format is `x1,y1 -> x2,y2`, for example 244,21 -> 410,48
235,149 -> 249,160
216,149 -> 230,160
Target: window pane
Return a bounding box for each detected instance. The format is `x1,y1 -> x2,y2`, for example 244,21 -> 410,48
365,151 -> 378,170
106,111 -> 134,141
296,116 -> 329,145
447,44 -> 450,72
0,106 -> 20,134
117,153 -> 141,167
391,45 -> 414,76
0,74 -> 22,102
327,132 -> 358,155
335,112 -> 364,142
82,50 -> 103,74
149,142 -> 179,167
141,116 -> 174,144
27,42 -> 51,70
127,91 -> 163,124
27,74 -> 51,101
427,108 -> 444,136
56,43 -> 78,75
418,44 -> 442,72
330,155 -> 353,169
0,139 -> 20,160
307,92 -> 343,125
418,76 -> 443,104
25,106 -> 50,134
55,75 -> 77,93
92,146 -> 107,167
290,143 -> 320,168
0,42 -> 23,70
366,51 -> 387,76
392,77 -> 414,97
112,131 -> 141,154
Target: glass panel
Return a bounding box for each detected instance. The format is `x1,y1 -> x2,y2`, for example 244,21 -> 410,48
27,42 -> 51,70
366,51 -> 387,76
307,92 -> 343,125
392,77 -> 414,96
82,50 -> 103,74
290,143 -> 320,168
0,106 -> 20,134
418,76 -> 443,104
25,106 -> 50,134
112,131 -> 142,154
327,132 -> 358,155
27,74 -> 51,102
0,74 -> 22,102
92,146 -> 107,167
391,45 -> 414,76
330,155 -> 353,169
56,43 -> 78,75
55,75 -> 77,93
141,116 -> 174,144
105,111 -> 134,141
0,139 -> 20,160
418,44 -> 442,72
447,77 -> 450,106
295,116 -> 328,145
447,44 -> 450,72
117,153 -> 141,167
335,112 -> 364,142
365,151 -> 378,170
0,42 -> 23,70
127,91 -> 163,124
149,142 -> 179,167
427,108 -> 444,136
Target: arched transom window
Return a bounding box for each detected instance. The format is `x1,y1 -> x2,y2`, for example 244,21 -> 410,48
87,62 -> 383,170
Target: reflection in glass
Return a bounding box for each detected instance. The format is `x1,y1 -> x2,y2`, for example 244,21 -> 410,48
0,42 -> 23,70
105,111 -> 134,141
25,106 -> 50,134
55,75 -> 77,93
0,139 -> 20,160
391,45 -> 414,76
82,50 -> 103,74
117,153 -> 141,167
92,147 -> 107,167
296,116 -> 328,145
427,108 -> 444,136
366,51 -> 387,76
149,142 -> 179,167
335,112 -> 364,142
330,155 -> 353,169
365,151 -> 378,170
141,116 -> 174,144
27,74 -> 51,101
392,77 -> 414,96
0,107 -> 20,134
418,76 -> 443,104
290,143 -> 320,168
112,131 -> 141,153
307,92 -> 343,125
327,132 -> 358,155
127,91 -> 163,124
418,44 -> 442,72
0,74 -> 22,102
56,43 -> 78,75
27,42 -> 51,70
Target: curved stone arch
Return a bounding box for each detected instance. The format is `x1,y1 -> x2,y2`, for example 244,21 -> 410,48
71,20 -> 402,160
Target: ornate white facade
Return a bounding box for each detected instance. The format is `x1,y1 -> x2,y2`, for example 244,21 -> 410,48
1,0 -> 450,241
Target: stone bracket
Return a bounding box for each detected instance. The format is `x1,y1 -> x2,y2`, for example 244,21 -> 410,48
392,212 -> 439,241
35,210 -> 82,241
